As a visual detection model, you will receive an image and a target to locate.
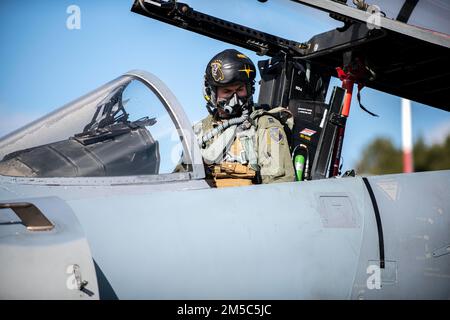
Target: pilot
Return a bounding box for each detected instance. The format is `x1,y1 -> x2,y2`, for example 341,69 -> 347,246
194,49 -> 295,187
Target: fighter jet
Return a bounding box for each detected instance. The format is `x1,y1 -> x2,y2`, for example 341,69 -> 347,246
0,0 -> 449,299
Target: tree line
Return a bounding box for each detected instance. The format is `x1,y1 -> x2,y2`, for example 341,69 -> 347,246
356,134 -> 450,175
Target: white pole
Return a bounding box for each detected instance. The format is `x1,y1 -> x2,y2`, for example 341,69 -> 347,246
401,98 -> 413,173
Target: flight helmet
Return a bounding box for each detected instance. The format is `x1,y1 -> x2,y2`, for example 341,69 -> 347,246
203,49 -> 256,117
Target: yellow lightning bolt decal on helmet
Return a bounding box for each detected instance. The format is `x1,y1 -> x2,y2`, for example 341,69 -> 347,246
239,65 -> 254,78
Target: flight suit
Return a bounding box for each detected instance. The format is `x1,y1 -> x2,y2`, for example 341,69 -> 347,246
194,108 -> 295,187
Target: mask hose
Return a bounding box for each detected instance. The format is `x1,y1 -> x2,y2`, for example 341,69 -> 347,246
199,108 -> 250,147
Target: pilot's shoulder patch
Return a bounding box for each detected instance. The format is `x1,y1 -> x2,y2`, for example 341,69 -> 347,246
269,127 -> 283,143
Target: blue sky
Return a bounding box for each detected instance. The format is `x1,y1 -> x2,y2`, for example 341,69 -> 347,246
0,0 -> 449,171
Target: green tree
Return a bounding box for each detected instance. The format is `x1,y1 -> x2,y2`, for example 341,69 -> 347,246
356,137 -> 402,175
356,135 -> 450,175
414,135 -> 450,172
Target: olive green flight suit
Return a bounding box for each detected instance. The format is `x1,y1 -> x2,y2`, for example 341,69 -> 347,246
194,108 -> 295,184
